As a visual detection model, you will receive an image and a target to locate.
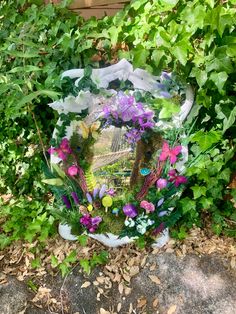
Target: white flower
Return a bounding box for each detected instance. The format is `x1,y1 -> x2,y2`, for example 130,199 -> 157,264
125,218 -> 135,228
136,224 -> 146,235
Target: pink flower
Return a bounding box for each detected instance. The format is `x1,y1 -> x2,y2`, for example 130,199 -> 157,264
156,178 -> 168,190
48,138 -> 72,160
168,169 -> 187,187
159,141 -> 182,164
140,200 -> 155,213
67,165 -> 79,176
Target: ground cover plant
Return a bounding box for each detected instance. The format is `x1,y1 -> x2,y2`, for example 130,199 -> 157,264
0,0 -> 235,252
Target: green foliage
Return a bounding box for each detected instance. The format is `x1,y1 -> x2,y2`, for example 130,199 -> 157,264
79,250 -> 109,275
0,197 -> 55,248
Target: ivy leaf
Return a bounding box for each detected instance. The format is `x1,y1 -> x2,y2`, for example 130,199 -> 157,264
190,130 -> 222,151
132,45 -> 149,67
80,259 -> 91,275
210,71 -> 228,93
179,197 -> 196,214
200,197 -> 214,209
190,67 -> 208,88
218,168 -> 231,182
191,185 -> 207,199
172,39 -> 190,66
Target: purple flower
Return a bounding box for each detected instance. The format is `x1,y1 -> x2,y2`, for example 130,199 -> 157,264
123,204 -> 138,218
168,169 -> 187,187
106,188 -> 116,196
80,214 -> 102,233
160,91 -> 172,98
93,187 -> 99,199
61,195 -> 71,209
125,129 -> 143,144
156,178 -> 168,190
99,184 -> 107,199
161,71 -> 171,80
48,138 -> 72,160
152,222 -> 165,236
156,198 -> 164,207
71,192 -> 80,205
86,192 -> 93,204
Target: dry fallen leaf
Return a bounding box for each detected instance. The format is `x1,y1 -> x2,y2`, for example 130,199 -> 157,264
137,297 -> 147,308
149,275 -> 161,285
118,283 -> 124,294
153,298 -> 159,308
230,257 -> 236,269
117,302 -> 122,312
167,304 -> 177,314
81,281 -> 91,288
100,308 -> 110,314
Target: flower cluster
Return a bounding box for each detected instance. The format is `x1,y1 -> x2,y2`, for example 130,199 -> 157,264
80,214 -> 102,233
48,138 -> 72,160
102,93 -> 155,144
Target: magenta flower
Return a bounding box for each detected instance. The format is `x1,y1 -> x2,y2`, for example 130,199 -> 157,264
168,169 -> 187,187
152,222 -> 165,236
67,165 -> 79,176
48,138 -> 72,160
123,204 -> 138,218
156,178 -> 168,190
159,141 -> 182,164
106,188 -> 116,197
80,214 -> 102,233
140,200 -> 155,213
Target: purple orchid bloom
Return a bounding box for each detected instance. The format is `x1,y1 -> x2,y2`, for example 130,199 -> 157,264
125,128 -> 144,144
168,169 -> 187,187
80,214 -> 102,233
48,138 -> 72,160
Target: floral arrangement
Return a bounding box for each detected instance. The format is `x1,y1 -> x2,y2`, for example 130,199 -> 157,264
44,60 -> 192,243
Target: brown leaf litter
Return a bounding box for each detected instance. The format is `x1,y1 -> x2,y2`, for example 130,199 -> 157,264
0,226 -> 235,313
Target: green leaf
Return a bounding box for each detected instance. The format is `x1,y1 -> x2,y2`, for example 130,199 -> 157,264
191,185 -> 207,199
190,68 -> 208,88
51,255 -> 59,267
8,66 -> 42,73
64,250 -> 77,263
179,197 -> 196,214
42,178 -> 64,186
190,130 -> 222,151
218,168 -> 231,182
172,39 -> 190,66
210,71 -> 228,93
17,90 -> 60,108
77,235 -> 88,247
31,258 -> 41,269
199,197 -> 214,209
59,263 -> 70,277
80,259 -> 91,275
51,164 -> 66,179
132,45 -> 149,68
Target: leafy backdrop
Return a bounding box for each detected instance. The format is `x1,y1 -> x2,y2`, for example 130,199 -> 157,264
0,0 -> 235,247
